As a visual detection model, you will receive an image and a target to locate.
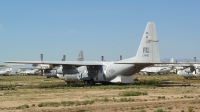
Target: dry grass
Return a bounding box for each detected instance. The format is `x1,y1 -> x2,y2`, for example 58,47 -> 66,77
0,74 -> 200,112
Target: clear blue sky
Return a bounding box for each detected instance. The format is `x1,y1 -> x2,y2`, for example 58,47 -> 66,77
0,0 -> 200,64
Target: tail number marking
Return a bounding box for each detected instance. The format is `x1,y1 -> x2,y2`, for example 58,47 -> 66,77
142,54 -> 149,57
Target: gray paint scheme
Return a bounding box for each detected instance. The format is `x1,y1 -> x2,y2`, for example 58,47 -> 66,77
5,22 -> 161,83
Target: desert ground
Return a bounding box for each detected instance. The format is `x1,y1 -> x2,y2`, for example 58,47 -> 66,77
0,74 -> 200,112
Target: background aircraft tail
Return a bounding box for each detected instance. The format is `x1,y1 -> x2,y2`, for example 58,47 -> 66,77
170,58 -> 174,63
77,50 -> 84,61
134,22 -> 160,63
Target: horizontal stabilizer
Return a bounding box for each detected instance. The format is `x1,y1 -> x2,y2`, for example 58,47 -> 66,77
134,22 -> 160,63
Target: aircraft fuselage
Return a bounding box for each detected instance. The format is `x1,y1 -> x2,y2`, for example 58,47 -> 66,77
56,62 -> 144,83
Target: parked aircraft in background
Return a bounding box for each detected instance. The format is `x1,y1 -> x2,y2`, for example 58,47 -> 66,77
177,64 -> 200,79
6,22 -> 172,84
140,67 -> 172,75
77,50 -> 84,61
17,64 -> 51,75
18,68 -> 39,75
0,64 -> 24,68
140,58 -> 174,75
0,68 -> 12,76
0,64 -> 24,76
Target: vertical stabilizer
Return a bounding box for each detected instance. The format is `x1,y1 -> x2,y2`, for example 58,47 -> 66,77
135,22 -> 160,62
77,50 -> 84,61
170,58 -> 174,63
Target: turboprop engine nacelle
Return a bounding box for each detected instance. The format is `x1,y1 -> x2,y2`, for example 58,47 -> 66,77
40,64 -> 51,69
190,65 -> 195,72
57,68 -> 78,74
57,65 -> 78,74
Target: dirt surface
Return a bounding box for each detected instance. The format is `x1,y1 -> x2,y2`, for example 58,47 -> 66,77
0,74 -> 200,112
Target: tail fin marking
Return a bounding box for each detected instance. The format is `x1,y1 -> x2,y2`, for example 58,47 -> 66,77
135,22 -> 160,63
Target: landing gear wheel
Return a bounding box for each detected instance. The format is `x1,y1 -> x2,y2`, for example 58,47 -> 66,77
84,79 -> 95,85
84,80 -> 88,85
89,80 -> 95,85
65,81 -> 70,85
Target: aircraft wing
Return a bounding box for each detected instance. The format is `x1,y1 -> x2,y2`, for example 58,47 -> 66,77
5,61 -> 104,66
5,61 -> 200,66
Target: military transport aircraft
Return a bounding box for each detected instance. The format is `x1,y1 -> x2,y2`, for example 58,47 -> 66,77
5,22 -> 171,84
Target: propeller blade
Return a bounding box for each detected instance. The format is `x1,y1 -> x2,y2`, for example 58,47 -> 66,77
195,68 -> 197,74
63,55 -> 66,61
41,54 -> 43,61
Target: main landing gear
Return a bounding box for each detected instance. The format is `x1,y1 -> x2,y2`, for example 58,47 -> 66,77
84,79 -> 95,85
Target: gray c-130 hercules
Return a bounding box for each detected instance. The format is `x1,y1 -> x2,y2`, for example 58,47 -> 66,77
5,22 -> 161,84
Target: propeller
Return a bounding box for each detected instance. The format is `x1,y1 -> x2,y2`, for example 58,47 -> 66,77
175,68 -> 178,74
101,56 -> 104,61
40,54 -> 43,76
189,64 -> 197,74
190,64 -> 195,72
195,68 -> 197,74
41,54 -> 43,62
62,55 -> 66,61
